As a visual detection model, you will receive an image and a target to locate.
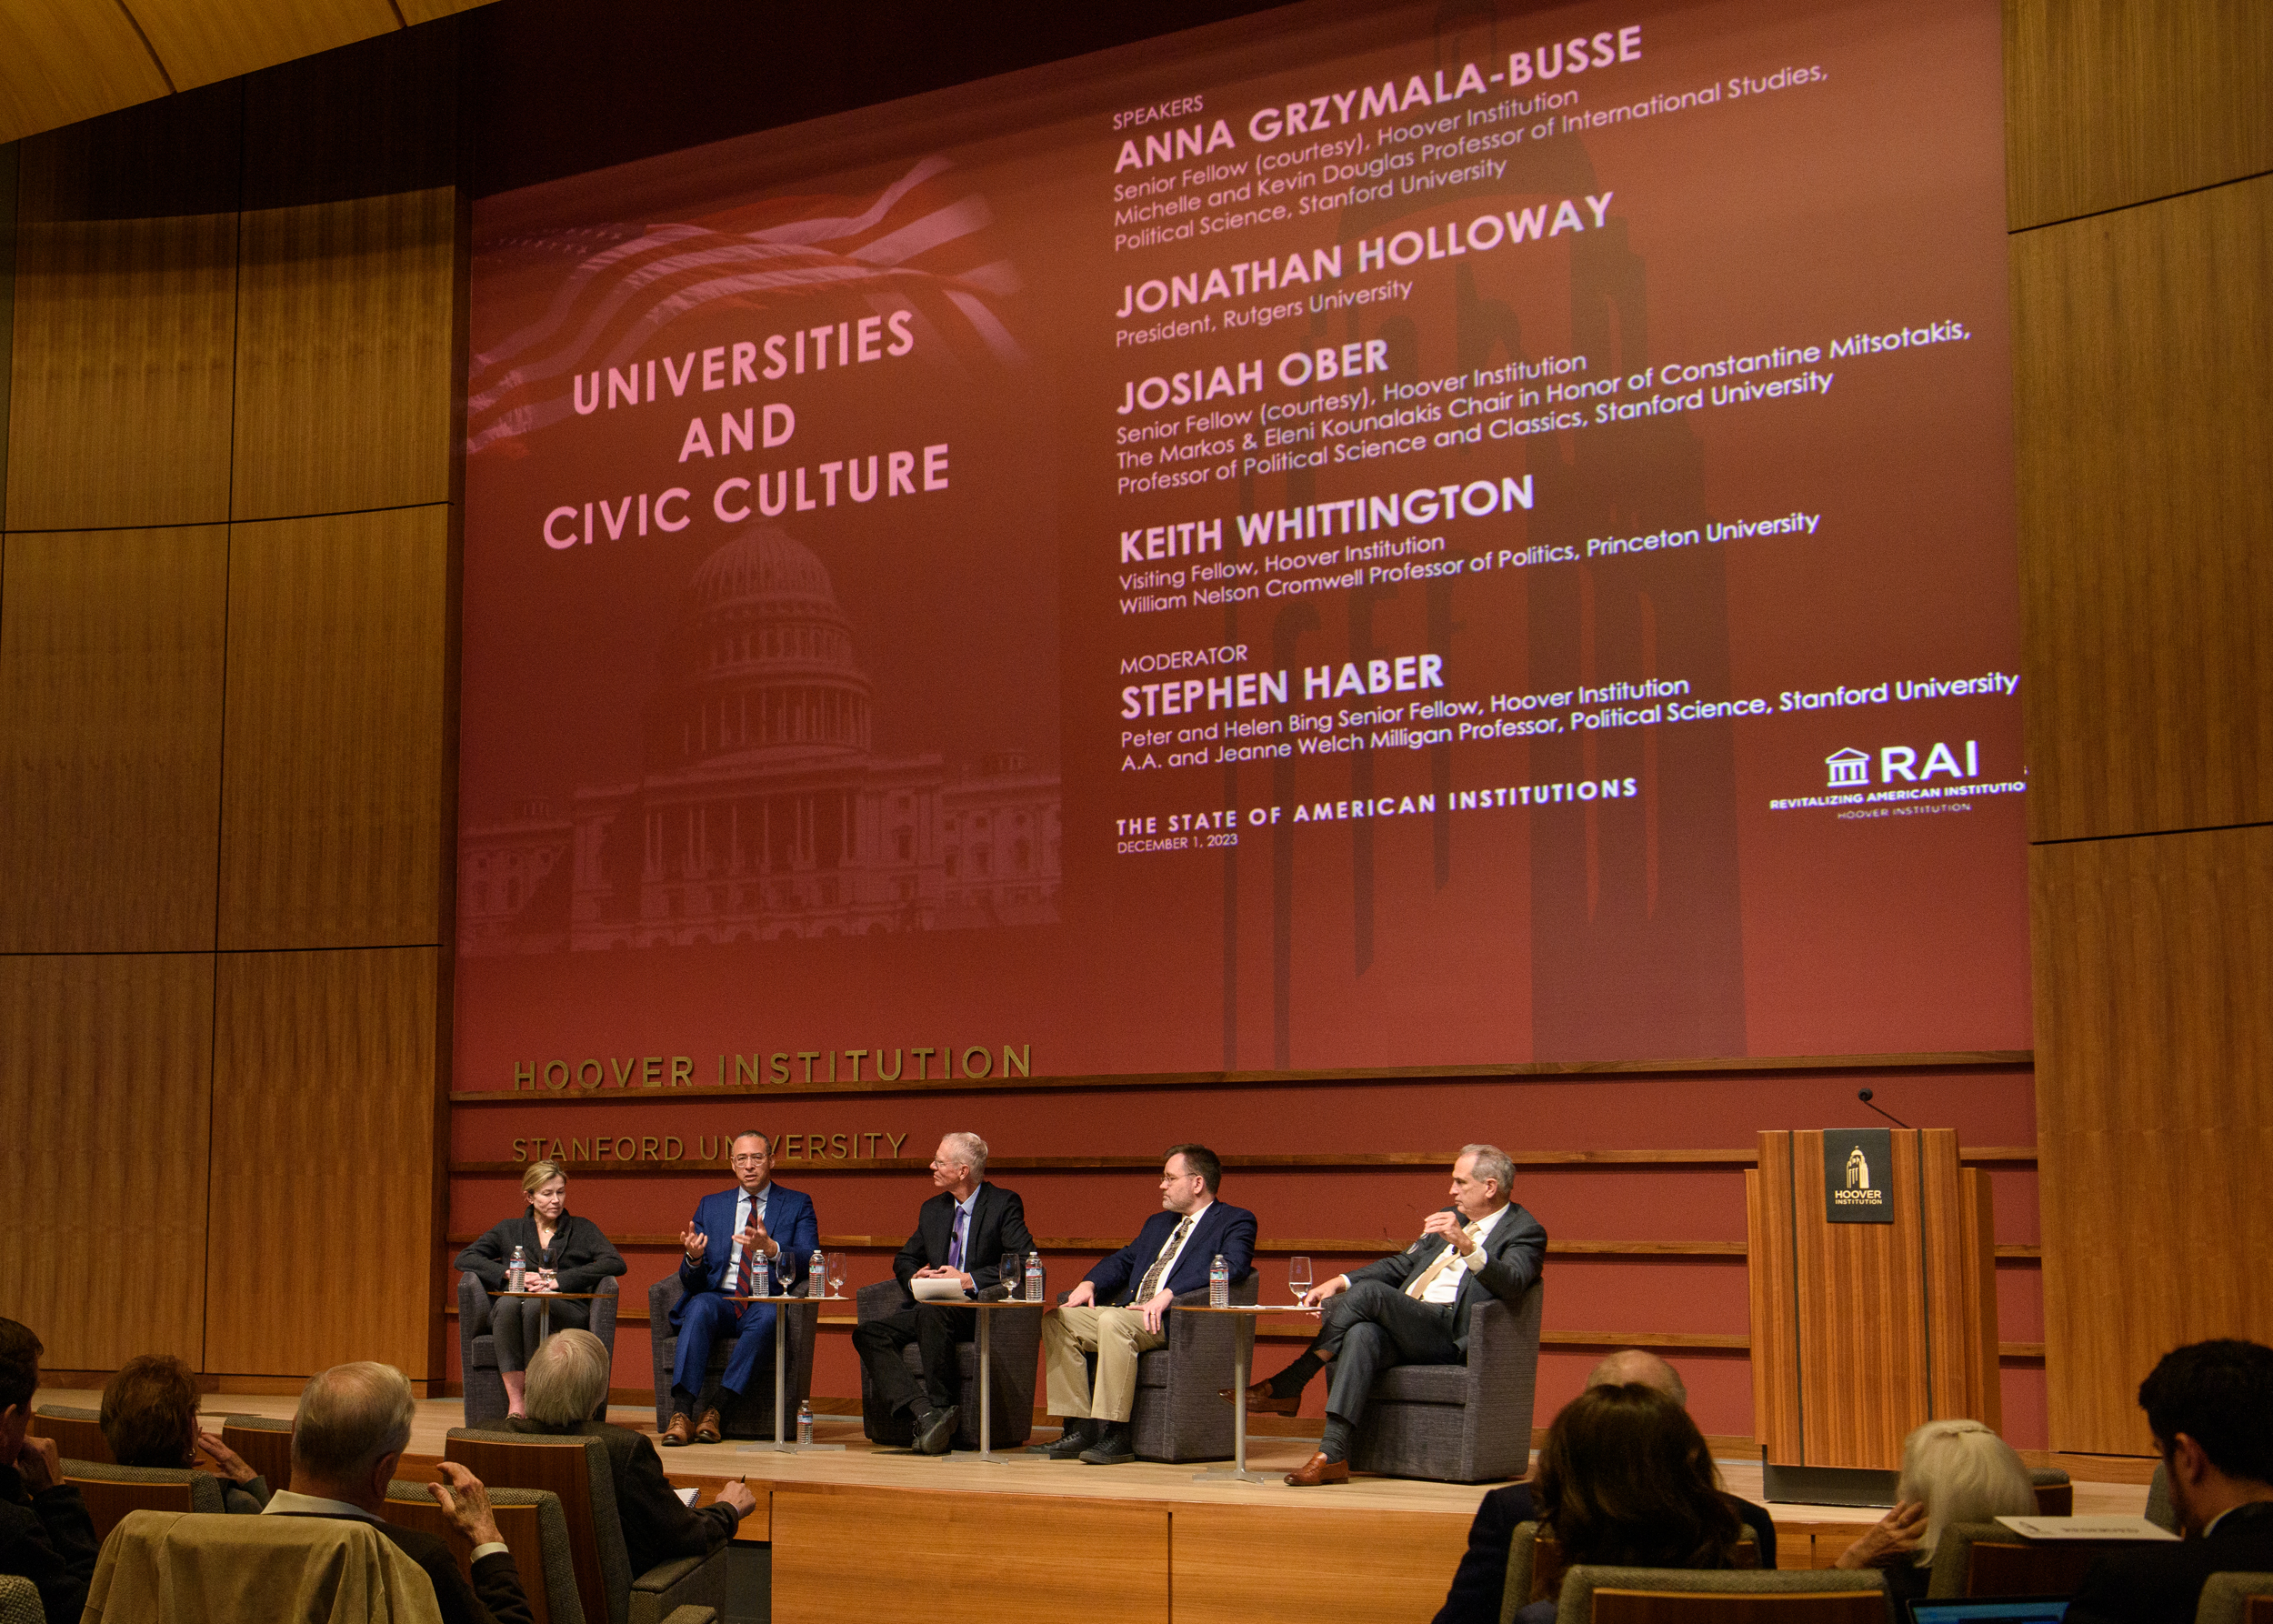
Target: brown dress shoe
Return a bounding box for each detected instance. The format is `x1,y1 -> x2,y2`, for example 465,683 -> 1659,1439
694,1408 -> 724,1444
1284,1451 -> 1350,1487
659,1413 -> 696,1447
1219,1381 -> 1301,1417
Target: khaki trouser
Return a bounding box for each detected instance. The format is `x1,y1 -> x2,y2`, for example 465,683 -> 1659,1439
1040,1304 -> 1167,1422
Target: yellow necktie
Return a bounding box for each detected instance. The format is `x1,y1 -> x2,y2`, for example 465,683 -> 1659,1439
1406,1225 -> 1481,1298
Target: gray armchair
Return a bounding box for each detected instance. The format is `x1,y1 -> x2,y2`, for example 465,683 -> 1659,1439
647,1273 -> 816,1438
854,1280 -> 1041,1449
0,1574 -> 43,1624
459,1271 -> 621,1428
1129,1273 -> 1257,1463
1349,1279 -> 1543,1482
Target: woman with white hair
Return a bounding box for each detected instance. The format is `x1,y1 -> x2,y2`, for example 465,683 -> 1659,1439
1837,1418 -> 2039,1599
509,1330 -> 756,1575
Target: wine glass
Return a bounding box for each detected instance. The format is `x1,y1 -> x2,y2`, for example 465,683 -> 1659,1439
826,1252 -> 847,1298
999,1253 -> 1019,1299
1287,1256 -> 1313,1305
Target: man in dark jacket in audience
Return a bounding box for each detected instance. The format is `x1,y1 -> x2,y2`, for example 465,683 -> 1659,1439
509,1329 -> 755,1575
1432,1349 -> 1776,1624
2068,1339 -> 2273,1624
0,1318 -> 99,1623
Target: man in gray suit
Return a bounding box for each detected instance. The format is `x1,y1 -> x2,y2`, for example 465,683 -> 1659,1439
1233,1143 -> 1546,1485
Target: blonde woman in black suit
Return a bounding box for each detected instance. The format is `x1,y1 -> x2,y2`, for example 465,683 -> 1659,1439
455,1161 -> 625,1418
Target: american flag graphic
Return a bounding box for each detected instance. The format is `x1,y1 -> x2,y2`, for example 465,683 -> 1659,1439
467,155 -> 1026,458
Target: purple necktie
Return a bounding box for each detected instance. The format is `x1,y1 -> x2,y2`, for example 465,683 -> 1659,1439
948,1206 -> 967,1270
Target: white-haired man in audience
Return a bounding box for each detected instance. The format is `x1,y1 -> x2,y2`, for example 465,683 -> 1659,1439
1431,1350 -> 1777,1624
1237,1144 -> 1546,1487
263,1361 -> 531,1624
510,1328 -> 754,1571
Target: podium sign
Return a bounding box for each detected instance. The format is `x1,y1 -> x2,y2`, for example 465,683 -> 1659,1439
1747,1128 -> 1999,1471
1824,1128 -> 1896,1224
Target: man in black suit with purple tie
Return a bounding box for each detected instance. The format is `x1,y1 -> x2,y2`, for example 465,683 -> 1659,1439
2067,1338 -> 2273,1624
852,1131 -> 1035,1454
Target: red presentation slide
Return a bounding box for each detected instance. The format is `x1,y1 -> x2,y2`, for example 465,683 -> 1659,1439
456,0 -> 2027,1092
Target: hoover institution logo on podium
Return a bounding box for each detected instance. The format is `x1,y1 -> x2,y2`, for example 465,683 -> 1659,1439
1823,1128 -> 1895,1223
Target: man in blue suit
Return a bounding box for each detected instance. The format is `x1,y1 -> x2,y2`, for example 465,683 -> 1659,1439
660,1130 -> 819,1446
1034,1144 -> 1255,1465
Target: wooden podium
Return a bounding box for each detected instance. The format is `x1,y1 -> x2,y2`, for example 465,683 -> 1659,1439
1747,1128 -> 2000,1470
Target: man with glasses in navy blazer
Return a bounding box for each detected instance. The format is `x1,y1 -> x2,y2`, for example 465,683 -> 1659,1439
1034,1144 -> 1255,1465
661,1129 -> 818,1446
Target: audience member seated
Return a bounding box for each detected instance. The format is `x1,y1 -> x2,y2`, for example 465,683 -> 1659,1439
2067,1338 -> 2273,1624
506,1328 -> 756,1574
263,1359 -> 533,1624
1833,1417 -> 2037,1600
1432,1350 -> 1775,1624
100,1353 -> 272,1511
1509,1380 -> 1748,1623
0,1318 -> 99,1622
455,1158 -> 626,1419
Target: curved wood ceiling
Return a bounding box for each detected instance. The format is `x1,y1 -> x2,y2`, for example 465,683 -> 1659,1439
0,0 -> 496,145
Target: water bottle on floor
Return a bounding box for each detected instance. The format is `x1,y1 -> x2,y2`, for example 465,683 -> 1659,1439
796,1400 -> 814,1445
1209,1253 -> 1229,1308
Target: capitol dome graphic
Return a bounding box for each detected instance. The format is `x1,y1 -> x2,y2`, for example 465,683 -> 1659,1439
459,523 -> 1060,953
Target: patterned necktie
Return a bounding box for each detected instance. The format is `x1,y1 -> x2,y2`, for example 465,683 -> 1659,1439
1135,1213 -> 1196,1302
1406,1224 -> 1483,1298
948,1205 -> 968,1271
730,1194 -> 756,1318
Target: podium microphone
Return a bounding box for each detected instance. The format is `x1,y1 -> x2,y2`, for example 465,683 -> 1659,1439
1857,1088 -> 1912,1129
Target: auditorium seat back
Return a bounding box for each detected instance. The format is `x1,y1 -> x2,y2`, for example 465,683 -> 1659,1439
221,1414 -> 295,1493
1925,1521 -> 2132,1598
32,1403 -> 111,1464
61,1460 -> 225,1539
386,1479 -> 583,1624
1552,1565 -> 1887,1623
444,1433 -> 617,1624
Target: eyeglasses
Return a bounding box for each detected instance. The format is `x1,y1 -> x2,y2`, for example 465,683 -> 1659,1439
730,1154 -> 768,1166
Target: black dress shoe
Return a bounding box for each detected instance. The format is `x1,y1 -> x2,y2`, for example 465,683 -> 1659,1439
1035,1418 -> 1095,1459
1078,1422 -> 1136,1465
914,1405 -> 959,1455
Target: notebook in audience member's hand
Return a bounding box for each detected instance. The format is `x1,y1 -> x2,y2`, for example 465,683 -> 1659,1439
1993,1515 -> 2178,1540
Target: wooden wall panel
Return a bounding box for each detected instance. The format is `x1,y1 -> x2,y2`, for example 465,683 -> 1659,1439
205,947 -> 440,1376
2033,827 -> 2273,1453
4,86 -> 241,532
231,188 -> 459,520
125,0 -> 398,96
0,0 -> 173,148
232,25 -> 462,522
218,507 -> 450,949
2006,0 -> 2273,229
2014,176 -> 2273,843
0,526 -> 227,952
1,141 -> 15,522
1174,1504 -> 1470,1624
771,1485 -> 1167,1624
0,953 -> 214,1368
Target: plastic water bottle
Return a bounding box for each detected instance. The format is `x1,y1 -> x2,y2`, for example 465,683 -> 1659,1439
752,1256 -> 772,1298
1024,1251 -> 1044,1302
809,1248 -> 827,1296
796,1400 -> 814,1445
507,1246 -> 526,1292
1209,1253 -> 1230,1308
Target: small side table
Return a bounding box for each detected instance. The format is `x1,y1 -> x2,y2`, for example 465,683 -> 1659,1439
725,1294 -> 846,1454
935,1295 -> 1047,1462
1176,1303 -> 1320,1484
491,1291 -> 597,1350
